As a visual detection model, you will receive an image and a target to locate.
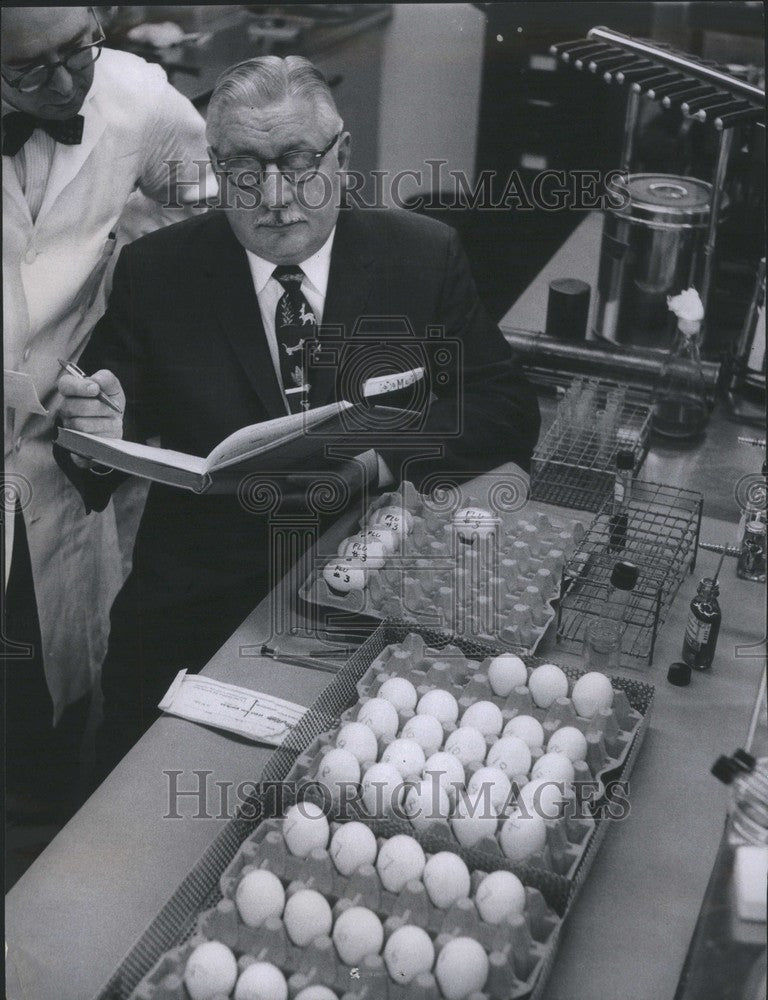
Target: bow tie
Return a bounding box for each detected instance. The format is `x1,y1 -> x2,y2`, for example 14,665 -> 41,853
2,111 -> 84,157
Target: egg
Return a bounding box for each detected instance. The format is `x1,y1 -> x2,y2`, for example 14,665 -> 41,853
453,506 -> 499,541
528,663 -> 569,708
423,852 -> 471,909
402,714 -> 444,756
531,751 -> 575,784
445,726 -> 487,766
317,748 -> 361,799
403,777 -> 451,832
417,689 -> 460,727
378,677 -> 418,713
376,835 -> 426,892
295,988 -> 338,1000
383,925 -> 435,984
322,559 -> 367,594
361,762 -> 404,815
235,869 -> 285,927
357,698 -> 400,739
435,937 -> 489,1000
499,810 -> 547,862
475,871 -> 526,924
381,738 -> 426,777
234,962 -> 288,1000
467,766 -> 512,814
450,795 -> 499,847
283,802 -> 330,858
329,822 -> 378,876
516,777 -> 567,819
503,714 -> 544,749
370,506 -> 414,535
423,751 -> 466,799
184,941 -> 238,1000
283,889 -> 333,947
351,527 -> 398,554
487,654 -> 528,696
547,725 -> 588,762
572,672 -> 615,719
460,700 -> 503,737
337,537 -> 387,569
486,735 -> 532,776
336,722 -> 379,764
332,906 -> 384,964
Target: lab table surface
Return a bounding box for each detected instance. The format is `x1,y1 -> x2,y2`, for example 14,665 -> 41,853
5,464 -> 766,1000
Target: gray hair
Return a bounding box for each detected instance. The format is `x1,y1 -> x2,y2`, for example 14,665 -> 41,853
207,55 -> 342,134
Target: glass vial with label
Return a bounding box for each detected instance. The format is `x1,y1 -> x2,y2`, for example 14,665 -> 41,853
736,509 -> 767,583
682,577 -> 722,669
608,448 -> 635,552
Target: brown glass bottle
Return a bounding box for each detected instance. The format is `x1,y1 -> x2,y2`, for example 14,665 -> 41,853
681,577 -> 721,669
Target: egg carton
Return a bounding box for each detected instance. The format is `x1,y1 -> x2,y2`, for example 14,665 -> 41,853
131,818 -> 561,1000
298,481 -> 588,652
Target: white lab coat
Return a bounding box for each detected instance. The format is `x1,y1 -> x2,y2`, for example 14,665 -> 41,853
3,48 -> 212,722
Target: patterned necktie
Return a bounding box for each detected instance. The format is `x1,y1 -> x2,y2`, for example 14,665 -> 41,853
273,264 -> 318,414
2,111 -> 84,157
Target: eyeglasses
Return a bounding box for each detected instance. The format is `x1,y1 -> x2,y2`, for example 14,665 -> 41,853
211,132 -> 341,188
2,12 -> 105,94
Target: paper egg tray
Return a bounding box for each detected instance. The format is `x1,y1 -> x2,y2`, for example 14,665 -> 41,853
299,480 -> 588,652
131,817 -> 562,1000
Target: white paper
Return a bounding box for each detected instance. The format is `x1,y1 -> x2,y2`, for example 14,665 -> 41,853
4,370 -> 47,415
158,670 -> 306,745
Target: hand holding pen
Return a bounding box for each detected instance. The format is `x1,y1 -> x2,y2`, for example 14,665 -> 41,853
58,359 -> 123,413
57,361 -> 126,451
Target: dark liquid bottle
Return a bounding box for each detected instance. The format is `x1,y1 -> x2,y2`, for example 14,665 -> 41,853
682,577 -> 721,669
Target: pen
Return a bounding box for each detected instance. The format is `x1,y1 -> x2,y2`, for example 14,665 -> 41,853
57,359 -> 123,414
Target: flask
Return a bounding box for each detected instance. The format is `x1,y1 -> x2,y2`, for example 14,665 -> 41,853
681,576 -> 722,669
582,560 -> 639,671
608,449 -> 635,552
652,315 -> 710,440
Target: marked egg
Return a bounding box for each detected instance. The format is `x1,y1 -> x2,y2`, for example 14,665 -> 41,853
336,722 -> 378,764
283,889 -> 332,947
467,766 -> 512,814
295,988 -> 338,1000
234,962 -> 288,1000
499,809 -> 547,862
453,506 -> 499,541
503,714 -> 544,749
517,776 -> 568,819
547,725 -> 588,762
475,870 -> 526,924
572,672 -> 615,719
184,941 -> 237,1000
487,654 -> 528,696
357,698 -> 399,739
370,507 -> 414,535
383,925 -> 435,984
283,802 -> 329,858
317,748 -> 361,799
435,937 -> 489,1000
460,700 -> 503,737
486,735 -> 532,776
403,776 -> 451,832
376,835 -> 426,893
322,559 -> 367,593
332,906 -> 384,965
361,762 -> 404,815
450,795 -> 499,847
381,738 -> 426,777
528,663 -> 569,708
235,869 -> 285,927
445,726 -> 487,765
329,822 -> 378,876
378,677 -> 418,713
531,751 -> 576,783
423,852 -> 471,909
402,714 -> 444,756
423,751 -> 465,799
337,538 -> 386,568
417,688 -> 460,727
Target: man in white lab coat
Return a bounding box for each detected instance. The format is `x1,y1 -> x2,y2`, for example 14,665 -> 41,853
2,6 -> 212,822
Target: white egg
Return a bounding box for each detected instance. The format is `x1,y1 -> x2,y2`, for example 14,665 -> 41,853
402,714 -> 444,756
528,663 -> 569,708
460,700 -> 503,737
445,726 -> 488,766
337,538 -> 387,569
329,822 -> 378,876
423,852 -> 471,909
450,795 -> 499,847
283,802 -> 330,858
376,835 -> 426,893
361,762 -> 404,816
467,766 -> 513,814
499,810 -> 547,862
503,715 -> 544,750
475,870 -> 526,924
531,751 -> 575,783
378,677 -> 418,713
487,654 -> 528,697
417,689 -> 460,727
317,748 -> 361,798
336,722 -> 379,764
383,925 -> 435,984
295,987 -> 338,1000
370,507 -> 414,535
423,751 -> 466,799
547,726 -> 588,762
435,937 -> 489,1000
381,738 -> 426,778
572,672 -> 615,719
332,906 -> 384,965
453,506 -> 499,541
234,962 -> 288,1000
235,869 -> 285,927
403,777 -> 451,832
184,941 -> 238,1000
357,698 -> 400,739
283,889 -> 333,947
516,777 -> 567,819
322,559 -> 367,594
352,527 -> 398,555
486,735 -> 532,776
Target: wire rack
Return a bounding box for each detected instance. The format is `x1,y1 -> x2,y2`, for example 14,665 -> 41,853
530,378 -> 652,512
556,480 -> 703,666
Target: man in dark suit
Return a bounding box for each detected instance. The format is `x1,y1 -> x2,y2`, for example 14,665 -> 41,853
58,55 -> 540,772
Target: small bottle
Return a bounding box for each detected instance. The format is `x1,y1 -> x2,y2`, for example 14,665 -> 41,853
681,577 -> 722,669
608,449 -> 635,552
652,314 -> 710,440
582,560 -> 639,671
736,510 -> 767,583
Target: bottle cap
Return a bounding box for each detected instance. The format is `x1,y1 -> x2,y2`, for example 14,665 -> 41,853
610,561 -> 639,590
700,576 -> 720,597
711,754 -> 739,784
616,449 -> 635,471
667,661 -> 691,687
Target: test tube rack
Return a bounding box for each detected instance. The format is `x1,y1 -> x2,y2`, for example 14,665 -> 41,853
530,378 -> 652,512
555,480 -> 703,667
